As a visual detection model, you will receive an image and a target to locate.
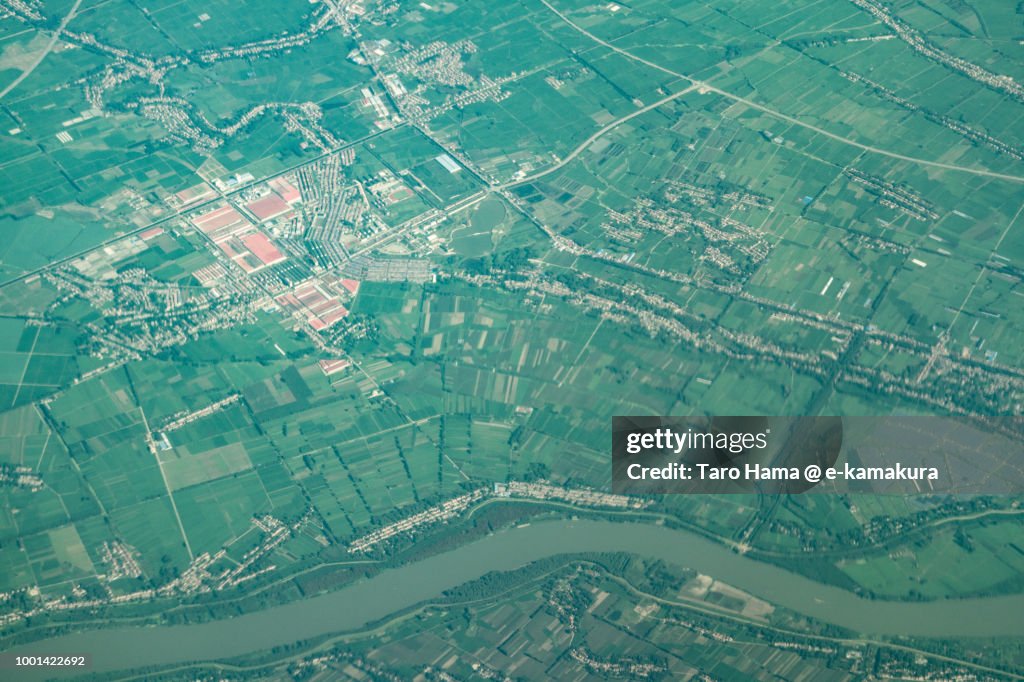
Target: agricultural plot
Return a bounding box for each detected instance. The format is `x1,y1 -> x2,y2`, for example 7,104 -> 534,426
174,472 -> 272,555
365,127 -> 484,206
0,321 -> 80,408
840,520 -> 1024,599
1,0 -> 1024,676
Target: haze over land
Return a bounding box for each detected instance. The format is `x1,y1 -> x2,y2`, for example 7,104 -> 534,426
0,0 -> 1023,679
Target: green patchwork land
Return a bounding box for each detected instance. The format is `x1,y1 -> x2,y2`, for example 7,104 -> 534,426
0,0 -> 1023,679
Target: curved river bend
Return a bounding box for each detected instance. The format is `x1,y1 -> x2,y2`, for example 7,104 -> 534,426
9,519 -> 1024,678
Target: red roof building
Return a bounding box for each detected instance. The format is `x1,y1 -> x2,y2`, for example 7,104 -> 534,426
246,194 -> 292,222
191,205 -> 251,242
269,178 -> 302,205
241,232 -> 287,266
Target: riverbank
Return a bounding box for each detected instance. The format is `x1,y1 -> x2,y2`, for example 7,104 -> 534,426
6,518 -> 1024,679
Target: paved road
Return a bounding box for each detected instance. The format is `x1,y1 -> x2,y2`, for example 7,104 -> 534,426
499,84 -> 697,189
0,125 -> 402,290
0,0 -> 84,100
539,0 -> 1024,184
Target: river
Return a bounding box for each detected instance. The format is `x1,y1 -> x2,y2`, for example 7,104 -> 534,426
7,519 -> 1024,679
